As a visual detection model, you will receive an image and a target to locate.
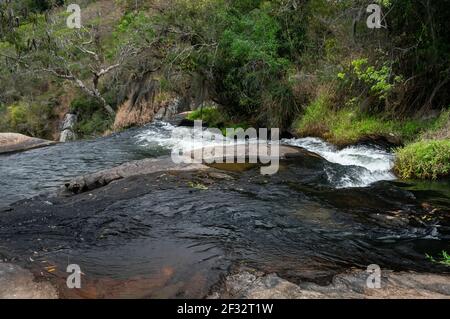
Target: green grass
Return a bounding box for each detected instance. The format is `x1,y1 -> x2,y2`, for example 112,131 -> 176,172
427,251 -> 450,266
394,139 -> 450,180
294,93 -> 440,146
187,107 -> 225,127
294,95 -> 450,180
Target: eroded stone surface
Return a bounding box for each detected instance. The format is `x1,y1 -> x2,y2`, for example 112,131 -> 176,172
63,145 -> 311,194
0,133 -> 55,154
0,262 -> 58,299
63,156 -> 208,194
211,268 -> 450,299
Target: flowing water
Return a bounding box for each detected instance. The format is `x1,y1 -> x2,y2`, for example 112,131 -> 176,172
283,137 -> 396,188
0,121 -> 449,298
0,122 -> 396,207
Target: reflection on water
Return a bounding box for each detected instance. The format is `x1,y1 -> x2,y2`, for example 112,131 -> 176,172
0,122 -> 174,207
1,160 -> 449,298
0,122 -> 449,298
0,121 -> 401,208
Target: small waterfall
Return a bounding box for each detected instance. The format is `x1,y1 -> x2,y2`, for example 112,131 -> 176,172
135,123 -> 397,188
283,137 -> 396,187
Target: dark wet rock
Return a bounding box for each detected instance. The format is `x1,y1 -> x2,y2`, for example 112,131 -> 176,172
280,130 -> 295,139
207,172 -> 234,181
63,156 -> 208,194
0,262 -> 58,299
154,98 -> 192,125
0,133 -> 56,155
1,149 -> 449,298
355,134 -> 403,150
177,118 -> 196,127
63,145 -> 312,195
211,268 -> 450,299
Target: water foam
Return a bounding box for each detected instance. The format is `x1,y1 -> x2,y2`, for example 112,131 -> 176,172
283,137 -> 396,187
135,123 -> 396,188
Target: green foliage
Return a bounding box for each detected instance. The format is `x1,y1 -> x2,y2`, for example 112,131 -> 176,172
213,1 -> 295,121
187,106 -> 250,136
427,251 -> 450,266
425,109 -> 450,136
71,96 -> 113,138
187,107 -> 225,127
76,112 -> 113,138
395,140 -> 450,180
294,92 -> 440,145
113,11 -> 155,50
157,0 -> 302,129
0,101 -> 56,138
70,96 -> 103,114
294,93 -> 330,137
341,58 -> 401,100
1,0 -> 449,143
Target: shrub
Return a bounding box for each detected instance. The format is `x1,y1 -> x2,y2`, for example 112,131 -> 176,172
427,251 -> 450,266
157,0 -> 302,129
187,106 -> 226,127
187,106 -> 250,136
70,96 -> 113,138
395,140 -> 450,180
0,101 -> 55,138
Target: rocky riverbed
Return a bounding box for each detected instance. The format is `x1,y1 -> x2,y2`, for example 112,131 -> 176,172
0,145 -> 449,298
0,262 -> 57,299
211,268 -> 450,299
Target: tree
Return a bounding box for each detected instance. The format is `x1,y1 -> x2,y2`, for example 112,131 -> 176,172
1,4 -> 154,116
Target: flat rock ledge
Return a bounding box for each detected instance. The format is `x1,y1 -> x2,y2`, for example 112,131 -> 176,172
63,156 -> 209,194
63,145 -> 313,194
0,262 -> 58,299
0,133 -> 55,155
210,269 -> 450,299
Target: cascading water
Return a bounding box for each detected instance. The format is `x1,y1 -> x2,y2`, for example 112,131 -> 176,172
0,121 -> 398,208
136,123 -> 397,188
1,121 -> 449,299
282,137 -> 396,188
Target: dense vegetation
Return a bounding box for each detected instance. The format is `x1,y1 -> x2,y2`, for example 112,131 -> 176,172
0,0 -> 449,178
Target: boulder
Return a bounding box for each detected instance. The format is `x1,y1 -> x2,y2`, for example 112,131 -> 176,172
63,156 -> 208,194
0,133 -> 55,154
59,113 -> 77,142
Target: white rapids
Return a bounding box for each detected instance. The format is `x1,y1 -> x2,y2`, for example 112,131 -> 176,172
135,122 -> 396,188
283,137 -> 396,188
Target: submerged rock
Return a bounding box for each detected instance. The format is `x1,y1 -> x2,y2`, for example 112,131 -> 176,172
62,145 -> 310,194
0,262 -> 58,299
0,133 -> 55,154
211,268 -> 450,299
63,156 -> 208,194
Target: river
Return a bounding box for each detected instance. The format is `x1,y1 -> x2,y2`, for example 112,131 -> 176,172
0,121 -> 449,298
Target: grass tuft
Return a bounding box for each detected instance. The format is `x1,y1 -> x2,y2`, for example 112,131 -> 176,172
394,140 -> 450,179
